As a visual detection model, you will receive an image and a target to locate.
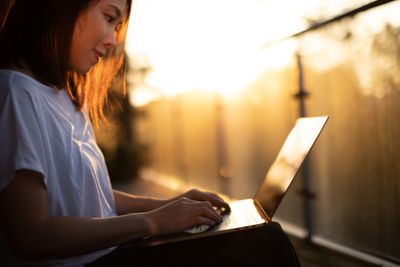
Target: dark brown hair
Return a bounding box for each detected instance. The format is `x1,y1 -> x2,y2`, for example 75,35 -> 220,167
0,0 -> 132,124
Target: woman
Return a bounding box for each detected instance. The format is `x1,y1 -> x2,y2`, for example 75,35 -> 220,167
0,0 -> 301,266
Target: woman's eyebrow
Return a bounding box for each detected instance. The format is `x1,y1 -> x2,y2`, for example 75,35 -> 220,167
108,4 -> 122,19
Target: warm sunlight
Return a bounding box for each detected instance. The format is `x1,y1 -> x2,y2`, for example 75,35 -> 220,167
125,0 -> 376,106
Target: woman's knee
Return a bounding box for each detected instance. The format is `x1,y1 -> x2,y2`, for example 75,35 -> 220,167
263,221 -> 302,266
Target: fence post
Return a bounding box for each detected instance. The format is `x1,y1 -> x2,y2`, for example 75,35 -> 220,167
294,53 -> 315,243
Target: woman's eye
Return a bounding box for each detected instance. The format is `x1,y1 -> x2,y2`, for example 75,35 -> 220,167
105,14 -> 115,23
104,14 -> 121,32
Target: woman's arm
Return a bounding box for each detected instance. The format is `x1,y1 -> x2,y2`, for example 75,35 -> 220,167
113,189 -> 169,215
0,170 -> 222,261
113,188 -> 230,215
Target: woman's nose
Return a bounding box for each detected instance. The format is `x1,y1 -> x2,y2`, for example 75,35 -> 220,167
104,30 -> 117,49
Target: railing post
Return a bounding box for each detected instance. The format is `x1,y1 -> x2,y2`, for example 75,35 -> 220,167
214,92 -> 231,196
294,53 -> 315,243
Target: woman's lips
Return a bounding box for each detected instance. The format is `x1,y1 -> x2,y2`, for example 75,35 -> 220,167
93,49 -> 104,62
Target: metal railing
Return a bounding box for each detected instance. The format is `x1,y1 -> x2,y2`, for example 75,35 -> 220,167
259,0 -> 398,243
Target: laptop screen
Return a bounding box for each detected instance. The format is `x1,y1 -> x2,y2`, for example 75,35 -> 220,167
254,116 -> 328,220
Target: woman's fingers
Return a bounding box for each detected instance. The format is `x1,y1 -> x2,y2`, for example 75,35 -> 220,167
188,216 -> 218,227
205,192 -> 230,212
183,189 -> 230,212
191,201 -> 223,224
146,197 -> 225,236
182,198 -> 222,224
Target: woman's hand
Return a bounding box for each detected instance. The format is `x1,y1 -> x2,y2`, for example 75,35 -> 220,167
179,188 -> 230,212
144,197 -> 224,237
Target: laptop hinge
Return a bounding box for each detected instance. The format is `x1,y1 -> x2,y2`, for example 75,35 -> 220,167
253,199 -> 270,222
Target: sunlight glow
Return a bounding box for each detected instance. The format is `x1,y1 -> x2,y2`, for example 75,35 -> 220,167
125,0 -> 377,106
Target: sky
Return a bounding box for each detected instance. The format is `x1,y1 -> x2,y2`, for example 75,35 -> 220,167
124,0 -> 382,106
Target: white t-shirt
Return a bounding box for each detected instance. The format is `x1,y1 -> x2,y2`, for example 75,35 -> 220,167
0,70 -> 117,266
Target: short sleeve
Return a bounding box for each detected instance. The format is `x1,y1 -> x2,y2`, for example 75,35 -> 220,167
0,78 -> 47,192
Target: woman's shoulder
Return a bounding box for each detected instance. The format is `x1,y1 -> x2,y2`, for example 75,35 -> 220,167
0,69 -> 63,105
0,69 -> 50,93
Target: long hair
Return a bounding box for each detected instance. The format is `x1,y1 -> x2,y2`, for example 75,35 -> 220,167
0,0 -> 132,124
0,0 -> 15,31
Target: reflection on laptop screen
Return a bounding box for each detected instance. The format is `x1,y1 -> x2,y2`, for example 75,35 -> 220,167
255,116 -> 328,219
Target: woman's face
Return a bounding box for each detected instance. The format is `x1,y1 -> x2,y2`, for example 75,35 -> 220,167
69,0 -> 127,73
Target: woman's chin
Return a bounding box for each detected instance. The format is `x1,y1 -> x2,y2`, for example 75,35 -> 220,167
75,65 -> 95,74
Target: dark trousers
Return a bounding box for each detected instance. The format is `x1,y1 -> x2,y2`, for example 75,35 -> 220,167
88,222 -> 301,267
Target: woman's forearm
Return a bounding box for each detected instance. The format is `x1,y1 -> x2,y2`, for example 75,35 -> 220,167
113,189 -> 170,215
13,213 -> 150,260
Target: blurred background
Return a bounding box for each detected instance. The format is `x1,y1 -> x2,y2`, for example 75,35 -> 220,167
94,0 -> 400,265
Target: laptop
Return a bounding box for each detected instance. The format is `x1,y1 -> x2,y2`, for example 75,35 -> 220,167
142,115 -> 329,246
